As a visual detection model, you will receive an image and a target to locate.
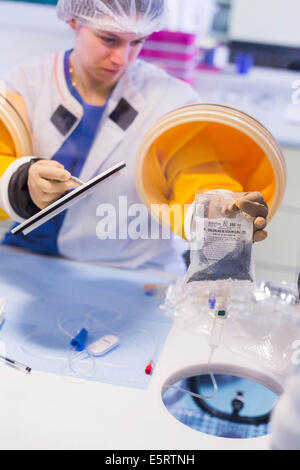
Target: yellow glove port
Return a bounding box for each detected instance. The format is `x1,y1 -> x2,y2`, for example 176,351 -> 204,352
0,91 -> 32,219
135,105 -> 283,239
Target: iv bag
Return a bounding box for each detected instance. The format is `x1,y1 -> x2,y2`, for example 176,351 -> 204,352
186,190 -> 255,284
161,277 -> 300,379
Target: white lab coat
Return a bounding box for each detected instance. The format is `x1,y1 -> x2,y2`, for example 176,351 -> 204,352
0,52 -> 199,272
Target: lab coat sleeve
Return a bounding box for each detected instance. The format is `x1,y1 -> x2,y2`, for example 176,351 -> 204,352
2,58 -> 42,120
0,152 -> 16,220
0,156 -> 34,222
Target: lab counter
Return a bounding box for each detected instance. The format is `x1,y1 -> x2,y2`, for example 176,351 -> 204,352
195,66 -> 300,148
0,246 -> 282,450
0,326 -> 276,451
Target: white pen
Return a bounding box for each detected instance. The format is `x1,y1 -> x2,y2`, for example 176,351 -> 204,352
69,176 -> 84,186
50,175 -> 84,186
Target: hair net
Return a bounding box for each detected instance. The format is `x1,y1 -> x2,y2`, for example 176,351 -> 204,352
57,0 -> 166,35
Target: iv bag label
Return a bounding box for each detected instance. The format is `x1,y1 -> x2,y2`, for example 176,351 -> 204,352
201,218 -> 245,262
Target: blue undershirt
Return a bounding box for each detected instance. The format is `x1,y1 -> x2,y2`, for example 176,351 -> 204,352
3,50 -> 107,255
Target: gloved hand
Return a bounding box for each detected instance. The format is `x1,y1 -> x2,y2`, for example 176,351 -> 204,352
227,192 -> 269,243
28,160 -> 79,210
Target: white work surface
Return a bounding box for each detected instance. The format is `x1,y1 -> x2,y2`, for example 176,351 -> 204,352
0,329 -> 280,451
0,247 -> 283,450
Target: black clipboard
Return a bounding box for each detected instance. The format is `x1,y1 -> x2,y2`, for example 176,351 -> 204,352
11,161 -> 126,236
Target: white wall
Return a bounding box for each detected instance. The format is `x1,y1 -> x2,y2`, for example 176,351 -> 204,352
166,0 -> 217,35
0,0 -> 217,73
229,0 -> 300,47
0,1 -> 73,73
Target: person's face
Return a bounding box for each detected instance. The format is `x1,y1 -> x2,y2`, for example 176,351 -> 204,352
70,20 -> 147,85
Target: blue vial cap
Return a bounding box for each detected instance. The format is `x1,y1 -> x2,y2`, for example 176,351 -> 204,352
235,53 -> 254,75
70,328 -> 88,351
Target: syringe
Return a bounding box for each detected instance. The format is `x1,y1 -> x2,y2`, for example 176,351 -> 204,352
0,354 -> 31,374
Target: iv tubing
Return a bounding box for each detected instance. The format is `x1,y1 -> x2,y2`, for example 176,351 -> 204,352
163,345 -> 218,400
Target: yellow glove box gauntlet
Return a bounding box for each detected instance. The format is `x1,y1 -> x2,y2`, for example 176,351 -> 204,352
0,91 -> 32,219
135,104 -> 286,237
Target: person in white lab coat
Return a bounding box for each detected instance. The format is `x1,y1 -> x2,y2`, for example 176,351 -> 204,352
0,0 -> 268,273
